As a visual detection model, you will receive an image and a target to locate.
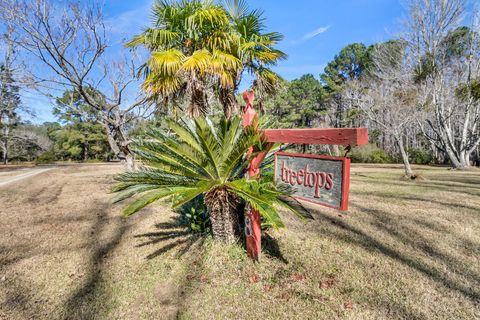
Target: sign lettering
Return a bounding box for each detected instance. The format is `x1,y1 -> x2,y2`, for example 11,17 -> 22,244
274,152 -> 351,210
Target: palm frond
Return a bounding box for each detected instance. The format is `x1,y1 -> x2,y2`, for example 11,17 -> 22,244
171,180 -> 215,208
125,28 -> 180,50
123,187 -> 193,217
181,49 -> 212,74
143,72 -> 183,95
193,117 -> 221,177
187,6 -> 229,31
142,125 -> 216,178
226,179 -> 286,229
253,68 -> 283,96
111,184 -> 163,204
148,49 -> 184,75
223,0 -> 250,20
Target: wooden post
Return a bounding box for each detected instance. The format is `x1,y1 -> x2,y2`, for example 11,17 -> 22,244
242,90 -> 263,261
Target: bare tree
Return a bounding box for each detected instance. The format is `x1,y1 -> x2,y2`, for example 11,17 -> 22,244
343,41 -> 422,177
0,0 -> 152,170
0,27 -> 22,165
405,0 -> 480,168
9,125 -> 51,161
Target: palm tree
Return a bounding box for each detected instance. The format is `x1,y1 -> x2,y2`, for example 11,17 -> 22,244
222,0 -> 287,112
112,116 -> 296,243
127,0 -> 286,119
126,0 -> 242,118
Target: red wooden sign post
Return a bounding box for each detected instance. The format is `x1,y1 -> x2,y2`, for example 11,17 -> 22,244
242,90 -> 368,260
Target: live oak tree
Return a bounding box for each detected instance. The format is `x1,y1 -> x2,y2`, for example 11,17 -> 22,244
0,0 -> 153,170
52,90 -> 111,161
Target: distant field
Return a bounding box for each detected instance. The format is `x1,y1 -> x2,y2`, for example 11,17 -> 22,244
0,164 -> 36,172
0,163 -> 478,319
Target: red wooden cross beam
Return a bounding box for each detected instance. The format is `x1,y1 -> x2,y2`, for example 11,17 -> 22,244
242,90 -> 368,261
263,128 -> 368,145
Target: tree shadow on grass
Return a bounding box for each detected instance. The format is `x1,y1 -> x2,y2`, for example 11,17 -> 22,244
134,216 -> 205,260
355,191 -> 480,216
309,204 -> 480,303
132,216 -> 209,319
262,233 -> 289,264
62,200 -> 130,320
0,273 -> 46,320
1,198 -> 130,320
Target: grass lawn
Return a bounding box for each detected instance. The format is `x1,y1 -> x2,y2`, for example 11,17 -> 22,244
0,163 -> 479,319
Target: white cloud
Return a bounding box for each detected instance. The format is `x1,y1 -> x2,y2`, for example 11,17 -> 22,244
302,25 -> 331,41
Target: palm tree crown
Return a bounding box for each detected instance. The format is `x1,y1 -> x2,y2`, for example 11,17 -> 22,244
127,0 -> 286,118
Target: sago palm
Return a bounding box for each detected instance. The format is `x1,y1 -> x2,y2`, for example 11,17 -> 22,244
112,116 -> 297,243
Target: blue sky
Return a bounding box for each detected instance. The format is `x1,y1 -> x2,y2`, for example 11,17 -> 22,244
26,0 -> 405,123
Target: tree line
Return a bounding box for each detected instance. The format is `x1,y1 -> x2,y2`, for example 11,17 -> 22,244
0,0 -> 479,177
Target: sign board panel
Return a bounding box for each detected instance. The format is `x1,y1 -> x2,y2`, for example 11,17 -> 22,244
274,152 -> 351,211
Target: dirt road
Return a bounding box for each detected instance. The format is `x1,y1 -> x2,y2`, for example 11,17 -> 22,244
0,167 -> 54,187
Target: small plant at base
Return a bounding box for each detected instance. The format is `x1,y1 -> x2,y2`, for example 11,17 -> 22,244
178,195 -> 211,234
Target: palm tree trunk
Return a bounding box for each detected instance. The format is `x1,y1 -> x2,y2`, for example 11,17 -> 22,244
219,87 -> 238,119
187,76 -> 208,118
204,187 -> 240,244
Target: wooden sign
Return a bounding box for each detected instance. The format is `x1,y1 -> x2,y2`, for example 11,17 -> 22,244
242,90 -> 366,260
274,152 -> 351,211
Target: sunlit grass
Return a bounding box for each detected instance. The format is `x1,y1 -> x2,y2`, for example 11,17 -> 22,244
0,164 -> 478,319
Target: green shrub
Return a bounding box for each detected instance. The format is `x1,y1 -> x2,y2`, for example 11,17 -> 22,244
370,149 -> 392,163
408,148 -> 434,165
177,196 -> 211,234
36,151 -> 56,164
350,144 -> 392,163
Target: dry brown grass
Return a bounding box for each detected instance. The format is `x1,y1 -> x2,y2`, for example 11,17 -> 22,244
0,163 -> 479,319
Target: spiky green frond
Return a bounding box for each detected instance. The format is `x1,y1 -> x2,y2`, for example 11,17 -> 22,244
114,116 -> 258,215
126,28 -> 180,50
113,116 -> 302,229
187,6 -> 229,31
123,187 -> 192,217
226,179 -> 286,229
